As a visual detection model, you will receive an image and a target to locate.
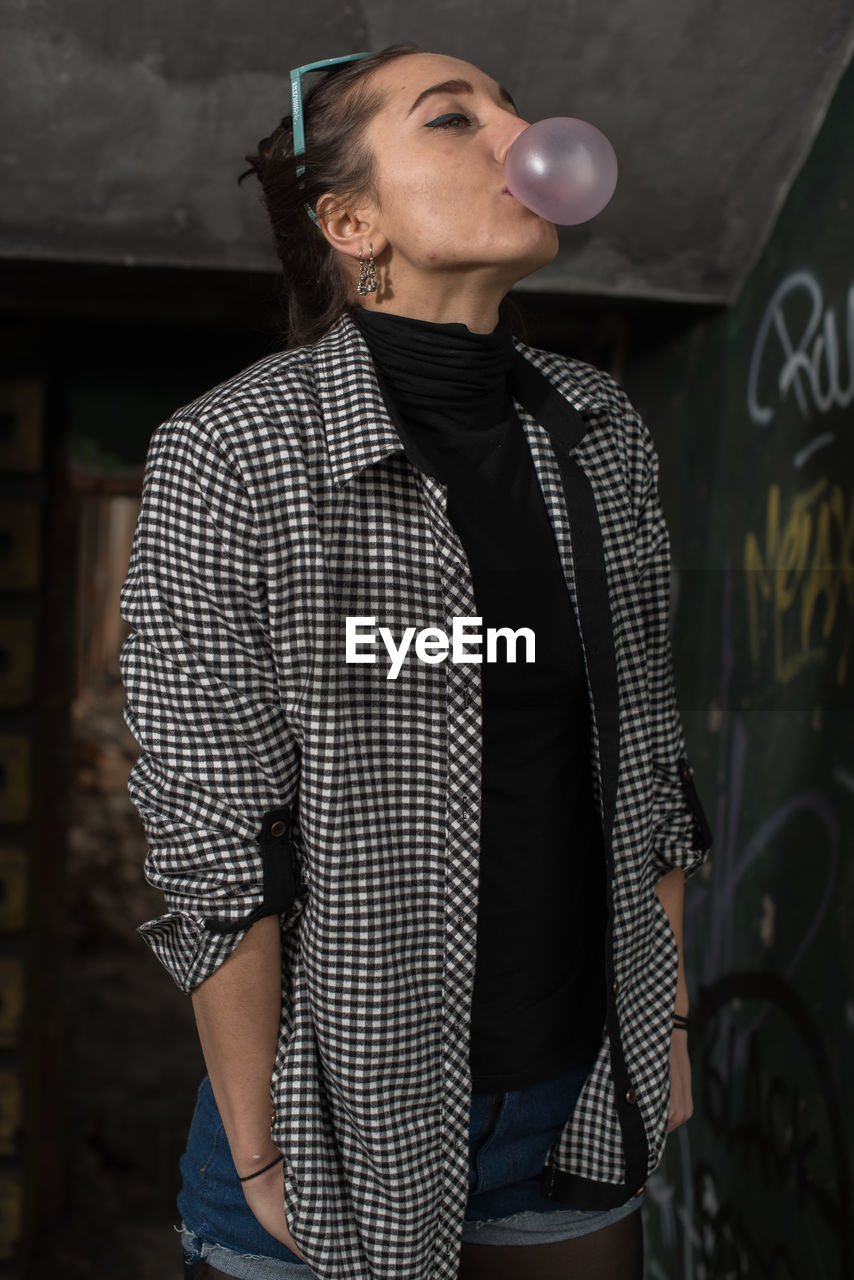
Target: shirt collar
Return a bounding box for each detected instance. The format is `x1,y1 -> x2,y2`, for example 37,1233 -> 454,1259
310,310 -> 601,489
311,312 -> 409,489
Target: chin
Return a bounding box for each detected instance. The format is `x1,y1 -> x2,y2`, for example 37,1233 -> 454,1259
511,227 -> 560,282
538,219 -> 561,258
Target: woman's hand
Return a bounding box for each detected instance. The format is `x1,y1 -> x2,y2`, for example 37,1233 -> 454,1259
240,1157 -> 305,1259
654,870 -> 694,1133
667,1028 -> 693,1132
190,919 -> 302,1252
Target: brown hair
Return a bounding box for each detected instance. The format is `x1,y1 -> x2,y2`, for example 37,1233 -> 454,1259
241,44 -> 424,349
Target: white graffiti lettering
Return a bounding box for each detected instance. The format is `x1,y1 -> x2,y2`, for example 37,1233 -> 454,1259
747,269 -> 854,427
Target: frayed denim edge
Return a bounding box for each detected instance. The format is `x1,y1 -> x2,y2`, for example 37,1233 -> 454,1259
180,1224 -> 310,1272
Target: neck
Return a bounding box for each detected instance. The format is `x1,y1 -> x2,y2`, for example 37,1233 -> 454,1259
350,304 -> 514,440
358,260 -> 518,334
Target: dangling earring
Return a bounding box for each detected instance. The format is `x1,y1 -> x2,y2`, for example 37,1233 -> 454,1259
357,243 -> 377,295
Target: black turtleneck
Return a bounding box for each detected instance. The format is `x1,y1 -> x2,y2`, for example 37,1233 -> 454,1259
351,307 -> 607,1092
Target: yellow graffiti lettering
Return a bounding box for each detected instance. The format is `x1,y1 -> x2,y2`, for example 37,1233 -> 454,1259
744,479 -> 854,685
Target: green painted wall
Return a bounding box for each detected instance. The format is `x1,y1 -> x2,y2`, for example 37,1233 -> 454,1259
624,53 -> 854,1280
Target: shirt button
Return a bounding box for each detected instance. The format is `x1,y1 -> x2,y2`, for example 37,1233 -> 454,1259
625,1087 -> 637,1104
270,820 -> 287,838
456,912 -> 464,927
612,979 -> 619,995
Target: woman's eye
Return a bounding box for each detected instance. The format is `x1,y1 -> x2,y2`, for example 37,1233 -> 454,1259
424,112 -> 472,130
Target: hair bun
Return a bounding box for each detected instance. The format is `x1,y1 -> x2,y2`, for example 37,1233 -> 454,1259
237,155 -> 263,185
238,117 -> 292,185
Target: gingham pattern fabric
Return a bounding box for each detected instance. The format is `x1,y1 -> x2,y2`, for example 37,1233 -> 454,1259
120,312 -> 710,1280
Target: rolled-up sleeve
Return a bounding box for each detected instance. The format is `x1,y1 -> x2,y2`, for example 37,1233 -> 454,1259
631,408 -> 713,882
120,415 -> 301,993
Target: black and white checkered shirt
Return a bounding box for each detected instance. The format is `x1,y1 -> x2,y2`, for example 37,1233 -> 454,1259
120,312 -> 711,1280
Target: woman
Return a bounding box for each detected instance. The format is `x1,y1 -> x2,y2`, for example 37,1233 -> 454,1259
121,45 -> 712,1280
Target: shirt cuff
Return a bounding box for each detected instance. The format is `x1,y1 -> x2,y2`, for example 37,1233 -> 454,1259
137,911 -> 252,994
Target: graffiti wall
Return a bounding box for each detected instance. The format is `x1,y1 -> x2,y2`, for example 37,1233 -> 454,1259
625,54 -> 854,1280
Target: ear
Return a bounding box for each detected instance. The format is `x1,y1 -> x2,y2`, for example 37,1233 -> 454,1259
315,191 -> 388,261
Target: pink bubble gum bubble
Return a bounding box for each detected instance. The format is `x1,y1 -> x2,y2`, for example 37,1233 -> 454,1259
505,117 -> 618,226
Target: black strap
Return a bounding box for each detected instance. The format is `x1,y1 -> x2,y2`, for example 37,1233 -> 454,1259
509,350 -> 592,452
204,804 -> 300,934
512,351 -> 649,1198
509,351 -> 620,842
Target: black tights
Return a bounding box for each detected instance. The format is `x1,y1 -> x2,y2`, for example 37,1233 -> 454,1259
457,1206 -> 644,1280
183,1210 -> 643,1280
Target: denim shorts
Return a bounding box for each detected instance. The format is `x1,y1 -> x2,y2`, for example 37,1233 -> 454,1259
179,1065 -> 645,1277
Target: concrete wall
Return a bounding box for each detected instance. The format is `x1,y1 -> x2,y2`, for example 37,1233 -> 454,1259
3,0 -> 854,302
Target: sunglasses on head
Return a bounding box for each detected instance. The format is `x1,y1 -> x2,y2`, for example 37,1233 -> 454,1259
289,52 -> 374,225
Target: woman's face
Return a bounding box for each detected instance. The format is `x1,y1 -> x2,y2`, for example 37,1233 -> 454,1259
357,52 -> 560,294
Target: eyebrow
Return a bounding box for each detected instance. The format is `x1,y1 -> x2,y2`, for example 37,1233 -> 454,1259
406,78 -> 518,117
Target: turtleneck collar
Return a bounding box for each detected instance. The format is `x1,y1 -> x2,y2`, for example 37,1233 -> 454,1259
351,307 -> 515,431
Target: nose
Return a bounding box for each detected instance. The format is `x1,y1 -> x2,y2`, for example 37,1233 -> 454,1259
497,113 -> 531,164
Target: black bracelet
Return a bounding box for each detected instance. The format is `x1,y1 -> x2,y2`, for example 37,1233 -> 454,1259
673,1014 -> 690,1032
238,1152 -> 283,1182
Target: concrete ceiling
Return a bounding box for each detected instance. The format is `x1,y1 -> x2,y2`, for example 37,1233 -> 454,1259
2,0 -> 853,305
